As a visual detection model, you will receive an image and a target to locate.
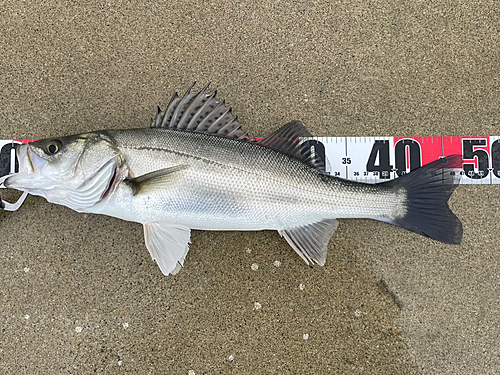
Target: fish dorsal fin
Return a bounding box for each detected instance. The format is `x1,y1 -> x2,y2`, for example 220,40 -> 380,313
152,82 -> 247,139
143,222 -> 191,275
278,219 -> 339,266
258,121 -> 328,173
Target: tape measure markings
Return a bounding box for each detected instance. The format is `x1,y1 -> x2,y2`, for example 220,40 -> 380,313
1,137 -> 500,185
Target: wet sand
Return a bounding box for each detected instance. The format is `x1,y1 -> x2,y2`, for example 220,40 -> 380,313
1,1 -> 499,374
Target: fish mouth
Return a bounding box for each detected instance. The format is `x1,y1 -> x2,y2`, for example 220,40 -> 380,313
15,144 -> 47,175
2,146 -> 29,189
16,145 -> 33,174
4,145 -> 47,189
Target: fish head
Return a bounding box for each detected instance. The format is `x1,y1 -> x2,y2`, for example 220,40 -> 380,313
5,132 -> 123,210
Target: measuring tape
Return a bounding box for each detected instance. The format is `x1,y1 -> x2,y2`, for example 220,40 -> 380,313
304,136 -> 499,185
1,137 -> 498,185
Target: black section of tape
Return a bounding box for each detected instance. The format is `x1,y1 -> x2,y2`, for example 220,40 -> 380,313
0,143 -> 19,178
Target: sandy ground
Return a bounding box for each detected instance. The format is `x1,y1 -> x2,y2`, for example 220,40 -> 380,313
1,1 -> 499,374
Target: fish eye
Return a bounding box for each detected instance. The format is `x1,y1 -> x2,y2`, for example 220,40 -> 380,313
45,140 -> 60,155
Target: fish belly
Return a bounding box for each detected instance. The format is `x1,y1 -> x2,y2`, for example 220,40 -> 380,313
91,163 -> 398,231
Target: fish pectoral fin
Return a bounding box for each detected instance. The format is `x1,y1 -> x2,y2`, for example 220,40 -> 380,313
125,165 -> 189,195
279,219 -> 339,266
143,222 -> 191,276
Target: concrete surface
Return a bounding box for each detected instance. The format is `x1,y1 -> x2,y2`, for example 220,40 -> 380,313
0,1 -> 499,374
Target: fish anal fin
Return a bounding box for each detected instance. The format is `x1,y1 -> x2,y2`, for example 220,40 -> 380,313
143,222 -> 191,276
125,165 -> 189,195
279,219 -> 339,266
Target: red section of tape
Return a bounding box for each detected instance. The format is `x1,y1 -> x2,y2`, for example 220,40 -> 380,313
442,136 -> 489,169
14,139 -> 38,144
394,136 -> 444,165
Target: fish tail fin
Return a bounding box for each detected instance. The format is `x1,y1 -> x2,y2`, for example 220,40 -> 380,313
379,155 -> 463,244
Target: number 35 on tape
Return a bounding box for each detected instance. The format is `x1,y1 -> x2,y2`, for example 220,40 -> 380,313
305,136 -> 500,185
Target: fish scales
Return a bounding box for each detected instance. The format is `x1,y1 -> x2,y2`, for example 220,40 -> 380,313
102,128 -> 399,230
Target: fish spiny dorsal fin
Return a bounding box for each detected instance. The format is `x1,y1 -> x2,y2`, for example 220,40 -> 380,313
186,89 -> 218,131
196,100 -> 227,132
257,121 -> 328,173
170,82 -> 198,129
152,83 -> 248,139
155,106 -> 162,127
160,92 -> 181,127
177,82 -> 212,130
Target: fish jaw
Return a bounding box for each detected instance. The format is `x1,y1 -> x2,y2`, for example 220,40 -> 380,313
4,145 -> 58,192
18,144 -> 37,174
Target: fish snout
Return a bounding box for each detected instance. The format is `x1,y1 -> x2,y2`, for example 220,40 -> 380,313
3,145 -> 30,189
15,145 -> 34,174
3,146 -> 48,189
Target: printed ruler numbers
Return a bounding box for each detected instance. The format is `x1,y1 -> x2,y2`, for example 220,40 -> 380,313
2,137 -> 500,186
316,136 -> 500,184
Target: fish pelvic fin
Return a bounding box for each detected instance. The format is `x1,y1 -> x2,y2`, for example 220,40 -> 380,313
279,219 -> 339,266
380,155 -> 462,245
143,222 -> 191,276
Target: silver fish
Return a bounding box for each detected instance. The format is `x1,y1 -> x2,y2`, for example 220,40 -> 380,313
3,83 -> 462,275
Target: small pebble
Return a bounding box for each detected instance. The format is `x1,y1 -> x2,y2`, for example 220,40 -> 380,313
299,283 -> 305,290
273,260 -> 281,267
118,361 -> 123,366
251,263 -> 259,271
188,370 -> 195,375
75,326 -> 83,333
254,302 -> 262,310
303,333 -> 309,340
245,248 -> 252,254
228,354 -> 234,361
354,309 -> 362,318
23,267 -> 30,273
122,322 -> 129,329
24,314 -> 29,320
